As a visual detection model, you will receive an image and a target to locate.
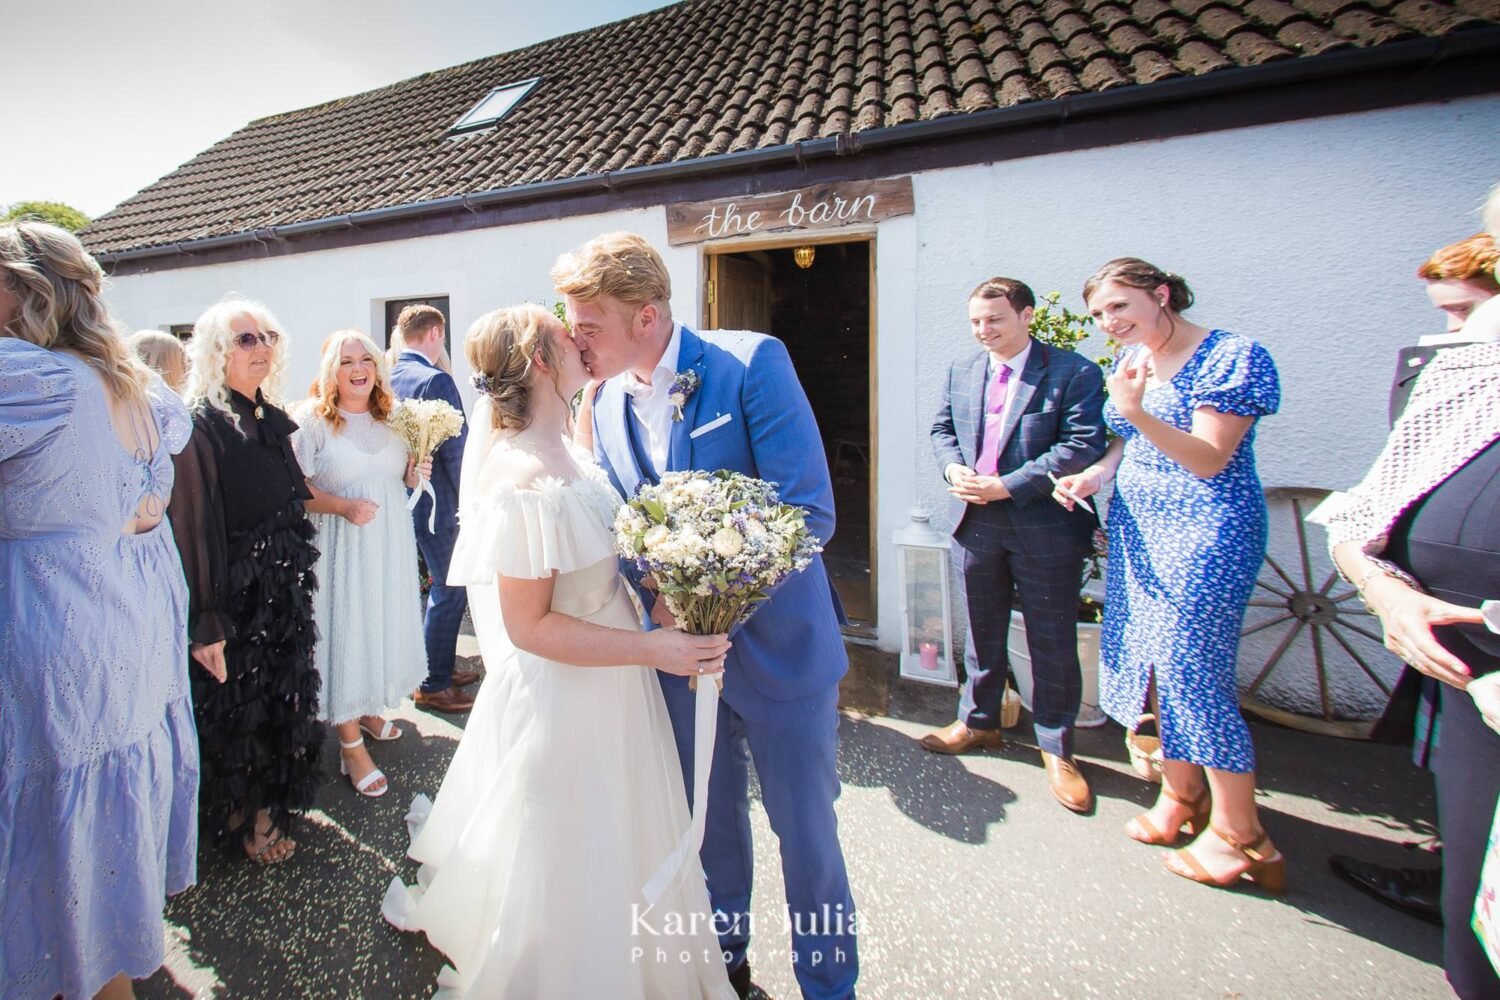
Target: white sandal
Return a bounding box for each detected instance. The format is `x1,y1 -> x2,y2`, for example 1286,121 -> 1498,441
358,717 -> 403,742
339,737 -> 388,798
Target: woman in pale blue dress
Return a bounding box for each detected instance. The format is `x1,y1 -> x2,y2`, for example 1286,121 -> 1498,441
293,330 -> 429,798
0,222 -> 198,1000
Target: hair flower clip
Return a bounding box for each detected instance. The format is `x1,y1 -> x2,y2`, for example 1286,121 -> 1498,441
471,372 -> 498,395
666,369 -> 701,422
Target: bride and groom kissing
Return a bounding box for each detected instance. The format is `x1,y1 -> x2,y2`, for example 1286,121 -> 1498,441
382,232 -> 859,1000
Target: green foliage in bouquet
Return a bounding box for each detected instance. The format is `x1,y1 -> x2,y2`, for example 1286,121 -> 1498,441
615,470 -> 821,635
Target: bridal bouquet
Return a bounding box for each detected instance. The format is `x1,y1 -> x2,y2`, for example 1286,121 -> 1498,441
387,398 -> 465,532
617,469 -> 821,907
614,470 -> 822,635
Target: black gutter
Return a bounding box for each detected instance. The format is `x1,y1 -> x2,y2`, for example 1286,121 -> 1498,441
93,26 -> 1500,266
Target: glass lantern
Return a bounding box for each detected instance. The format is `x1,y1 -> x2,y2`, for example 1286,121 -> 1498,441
893,507 -> 956,686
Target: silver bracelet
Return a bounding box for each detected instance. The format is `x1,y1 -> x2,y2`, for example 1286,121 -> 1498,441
1353,565 -> 1389,599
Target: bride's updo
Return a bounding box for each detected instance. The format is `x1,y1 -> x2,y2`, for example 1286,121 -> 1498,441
465,304 -> 564,431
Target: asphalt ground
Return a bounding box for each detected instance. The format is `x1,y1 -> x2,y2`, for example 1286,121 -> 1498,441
137,647 -> 1449,999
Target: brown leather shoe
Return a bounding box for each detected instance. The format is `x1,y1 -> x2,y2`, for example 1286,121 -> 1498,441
1041,751 -> 1094,813
413,685 -> 476,713
450,669 -> 481,688
919,720 -> 1003,755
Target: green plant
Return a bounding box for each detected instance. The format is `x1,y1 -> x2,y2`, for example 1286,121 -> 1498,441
3,200 -> 90,233
1028,291 -> 1114,370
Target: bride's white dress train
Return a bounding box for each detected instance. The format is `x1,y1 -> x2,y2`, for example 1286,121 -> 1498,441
381,424 -> 733,999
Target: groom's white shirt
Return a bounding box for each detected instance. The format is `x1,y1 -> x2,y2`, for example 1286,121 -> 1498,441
620,321 -> 683,473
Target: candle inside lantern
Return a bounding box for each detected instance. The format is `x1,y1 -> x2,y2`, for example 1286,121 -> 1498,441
919,641 -> 939,671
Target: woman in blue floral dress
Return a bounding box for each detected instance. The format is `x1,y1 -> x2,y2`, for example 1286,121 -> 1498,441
1056,258 -> 1284,894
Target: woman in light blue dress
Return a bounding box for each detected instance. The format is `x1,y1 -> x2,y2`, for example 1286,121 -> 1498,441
1056,258 -> 1284,895
0,222 -> 198,1000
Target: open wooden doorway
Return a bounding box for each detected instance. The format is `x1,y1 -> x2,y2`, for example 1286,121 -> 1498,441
707,238 -> 876,636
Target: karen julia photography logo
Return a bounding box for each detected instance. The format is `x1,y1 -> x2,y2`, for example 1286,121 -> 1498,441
629,903 -> 857,969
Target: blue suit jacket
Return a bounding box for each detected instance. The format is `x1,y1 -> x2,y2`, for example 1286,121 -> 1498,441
593,326 -> 848,713
390,351 -> 467,537
931,339 -> 1107,541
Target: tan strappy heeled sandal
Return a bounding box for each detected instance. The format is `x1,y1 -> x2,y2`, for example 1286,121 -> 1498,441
1167,826 -> 1288,895
1125,784 -> 1211,847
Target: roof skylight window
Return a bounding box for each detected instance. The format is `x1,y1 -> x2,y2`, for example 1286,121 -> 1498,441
449,78 -> 540,135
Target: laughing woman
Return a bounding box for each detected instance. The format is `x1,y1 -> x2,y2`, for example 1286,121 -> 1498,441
169,299 -> 325,864
294,331 -> 429,799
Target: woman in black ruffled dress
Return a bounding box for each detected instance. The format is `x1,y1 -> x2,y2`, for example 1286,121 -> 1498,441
169,299 -> 324,864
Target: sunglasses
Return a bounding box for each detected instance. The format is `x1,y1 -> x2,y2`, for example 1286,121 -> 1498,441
234,329 -> 280,351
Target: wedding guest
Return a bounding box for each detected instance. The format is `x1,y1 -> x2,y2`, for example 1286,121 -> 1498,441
1055,259 -> 1284,892
1330,232 -> 1499,924
129,329 -> 189,392
294,330 -> 430,798
921,276 -> 1108,815
391,304 -> 477,712
1461,182 -> 1500,342
1,221 -> 198,1000
169,298 -> 324,864
1324,340 -> 1499,999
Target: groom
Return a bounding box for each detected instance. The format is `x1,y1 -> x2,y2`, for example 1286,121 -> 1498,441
554,232 -> 858,1000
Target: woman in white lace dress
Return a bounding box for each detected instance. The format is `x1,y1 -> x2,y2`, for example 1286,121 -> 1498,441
382,304 -> 735,999
294,331 -> 429,798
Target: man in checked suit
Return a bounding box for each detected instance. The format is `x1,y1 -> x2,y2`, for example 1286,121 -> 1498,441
921,276 -> 1107,814
390,305 -> 478,713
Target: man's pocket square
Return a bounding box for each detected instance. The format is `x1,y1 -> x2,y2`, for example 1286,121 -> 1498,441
690,413 -> 733,438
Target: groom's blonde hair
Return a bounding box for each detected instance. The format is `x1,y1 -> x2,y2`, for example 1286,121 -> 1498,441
551,231 -> 672,310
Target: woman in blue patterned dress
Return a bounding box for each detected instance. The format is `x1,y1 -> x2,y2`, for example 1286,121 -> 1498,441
0,222 -> 199,1000
1055,258 -> 1284,893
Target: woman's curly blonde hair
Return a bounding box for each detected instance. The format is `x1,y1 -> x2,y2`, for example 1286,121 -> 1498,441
465,304 -> 564,431
307,329 -> 397,431
0,221 -> 151,404
183,298 -> 290,430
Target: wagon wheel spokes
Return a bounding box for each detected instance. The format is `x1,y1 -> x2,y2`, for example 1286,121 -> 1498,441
1242,612 -> 1297,637
1261,554 -> 1300,593
1325,621 -> 1395,699
1309,622 -> 1333,722
1244,619 -> 1306,698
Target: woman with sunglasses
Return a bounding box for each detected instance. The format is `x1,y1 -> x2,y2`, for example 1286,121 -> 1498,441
169,299 -> 325,865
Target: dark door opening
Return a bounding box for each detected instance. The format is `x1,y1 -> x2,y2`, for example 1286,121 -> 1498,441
711,241 -> 874,633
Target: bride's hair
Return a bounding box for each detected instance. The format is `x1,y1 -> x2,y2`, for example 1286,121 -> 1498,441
465,303 -> 563,431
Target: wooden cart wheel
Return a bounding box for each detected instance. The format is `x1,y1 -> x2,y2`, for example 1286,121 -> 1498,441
1238,487 -> 1395,740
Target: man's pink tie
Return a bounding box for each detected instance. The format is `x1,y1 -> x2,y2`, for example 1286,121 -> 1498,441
974,364 -> 1013,477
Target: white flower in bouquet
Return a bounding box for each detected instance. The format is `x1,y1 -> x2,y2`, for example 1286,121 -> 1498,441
614,470 -> 822,636
387,397 -> 465,532
387,397 -> 465,462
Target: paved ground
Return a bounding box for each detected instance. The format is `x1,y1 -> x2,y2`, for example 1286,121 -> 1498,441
139,645 -> 1450,999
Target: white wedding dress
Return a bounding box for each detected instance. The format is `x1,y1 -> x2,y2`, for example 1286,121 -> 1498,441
382,398 -> 734,1000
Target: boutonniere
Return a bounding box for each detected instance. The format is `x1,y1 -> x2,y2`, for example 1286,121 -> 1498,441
666,369 -> 701,422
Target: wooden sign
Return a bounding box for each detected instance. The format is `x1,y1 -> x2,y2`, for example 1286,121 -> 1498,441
666,177 -> 914,246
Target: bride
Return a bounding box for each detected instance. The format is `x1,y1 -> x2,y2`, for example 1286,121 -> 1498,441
382,304 -> 736,999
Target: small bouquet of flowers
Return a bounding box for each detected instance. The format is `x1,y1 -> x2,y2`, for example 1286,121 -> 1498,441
387,398 -> 465,532
615,470 -> 822,639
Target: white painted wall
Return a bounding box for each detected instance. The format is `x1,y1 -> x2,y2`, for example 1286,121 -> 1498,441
105,92 -> 1500,719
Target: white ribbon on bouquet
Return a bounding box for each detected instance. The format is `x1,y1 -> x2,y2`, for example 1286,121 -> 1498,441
406,469 -> 438,533
641,674 -> 720,906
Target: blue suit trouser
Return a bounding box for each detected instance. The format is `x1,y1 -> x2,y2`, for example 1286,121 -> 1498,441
956,525 -> 1090,758
658,675 -> 858,1000
413,518 -> 467,693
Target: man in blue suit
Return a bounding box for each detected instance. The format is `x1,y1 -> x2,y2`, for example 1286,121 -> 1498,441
389,305 -> 478,713
554,233 -> 857,1000
923,277 -> 1107,814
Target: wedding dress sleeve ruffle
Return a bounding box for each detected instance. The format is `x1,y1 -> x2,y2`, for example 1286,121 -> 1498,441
447,473 -> 621,585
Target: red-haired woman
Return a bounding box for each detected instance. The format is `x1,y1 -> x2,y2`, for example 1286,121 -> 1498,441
294,330 -> 430,799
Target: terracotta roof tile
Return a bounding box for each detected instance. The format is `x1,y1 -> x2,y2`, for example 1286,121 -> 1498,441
81,0 -> 1500,255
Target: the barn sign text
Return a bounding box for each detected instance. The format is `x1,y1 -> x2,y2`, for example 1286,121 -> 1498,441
666,177 -> 914,246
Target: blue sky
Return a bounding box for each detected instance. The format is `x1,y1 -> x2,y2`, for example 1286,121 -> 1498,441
2,0 -> 675,217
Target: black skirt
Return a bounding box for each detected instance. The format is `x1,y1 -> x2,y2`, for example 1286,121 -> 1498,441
190,500 -> 325,843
